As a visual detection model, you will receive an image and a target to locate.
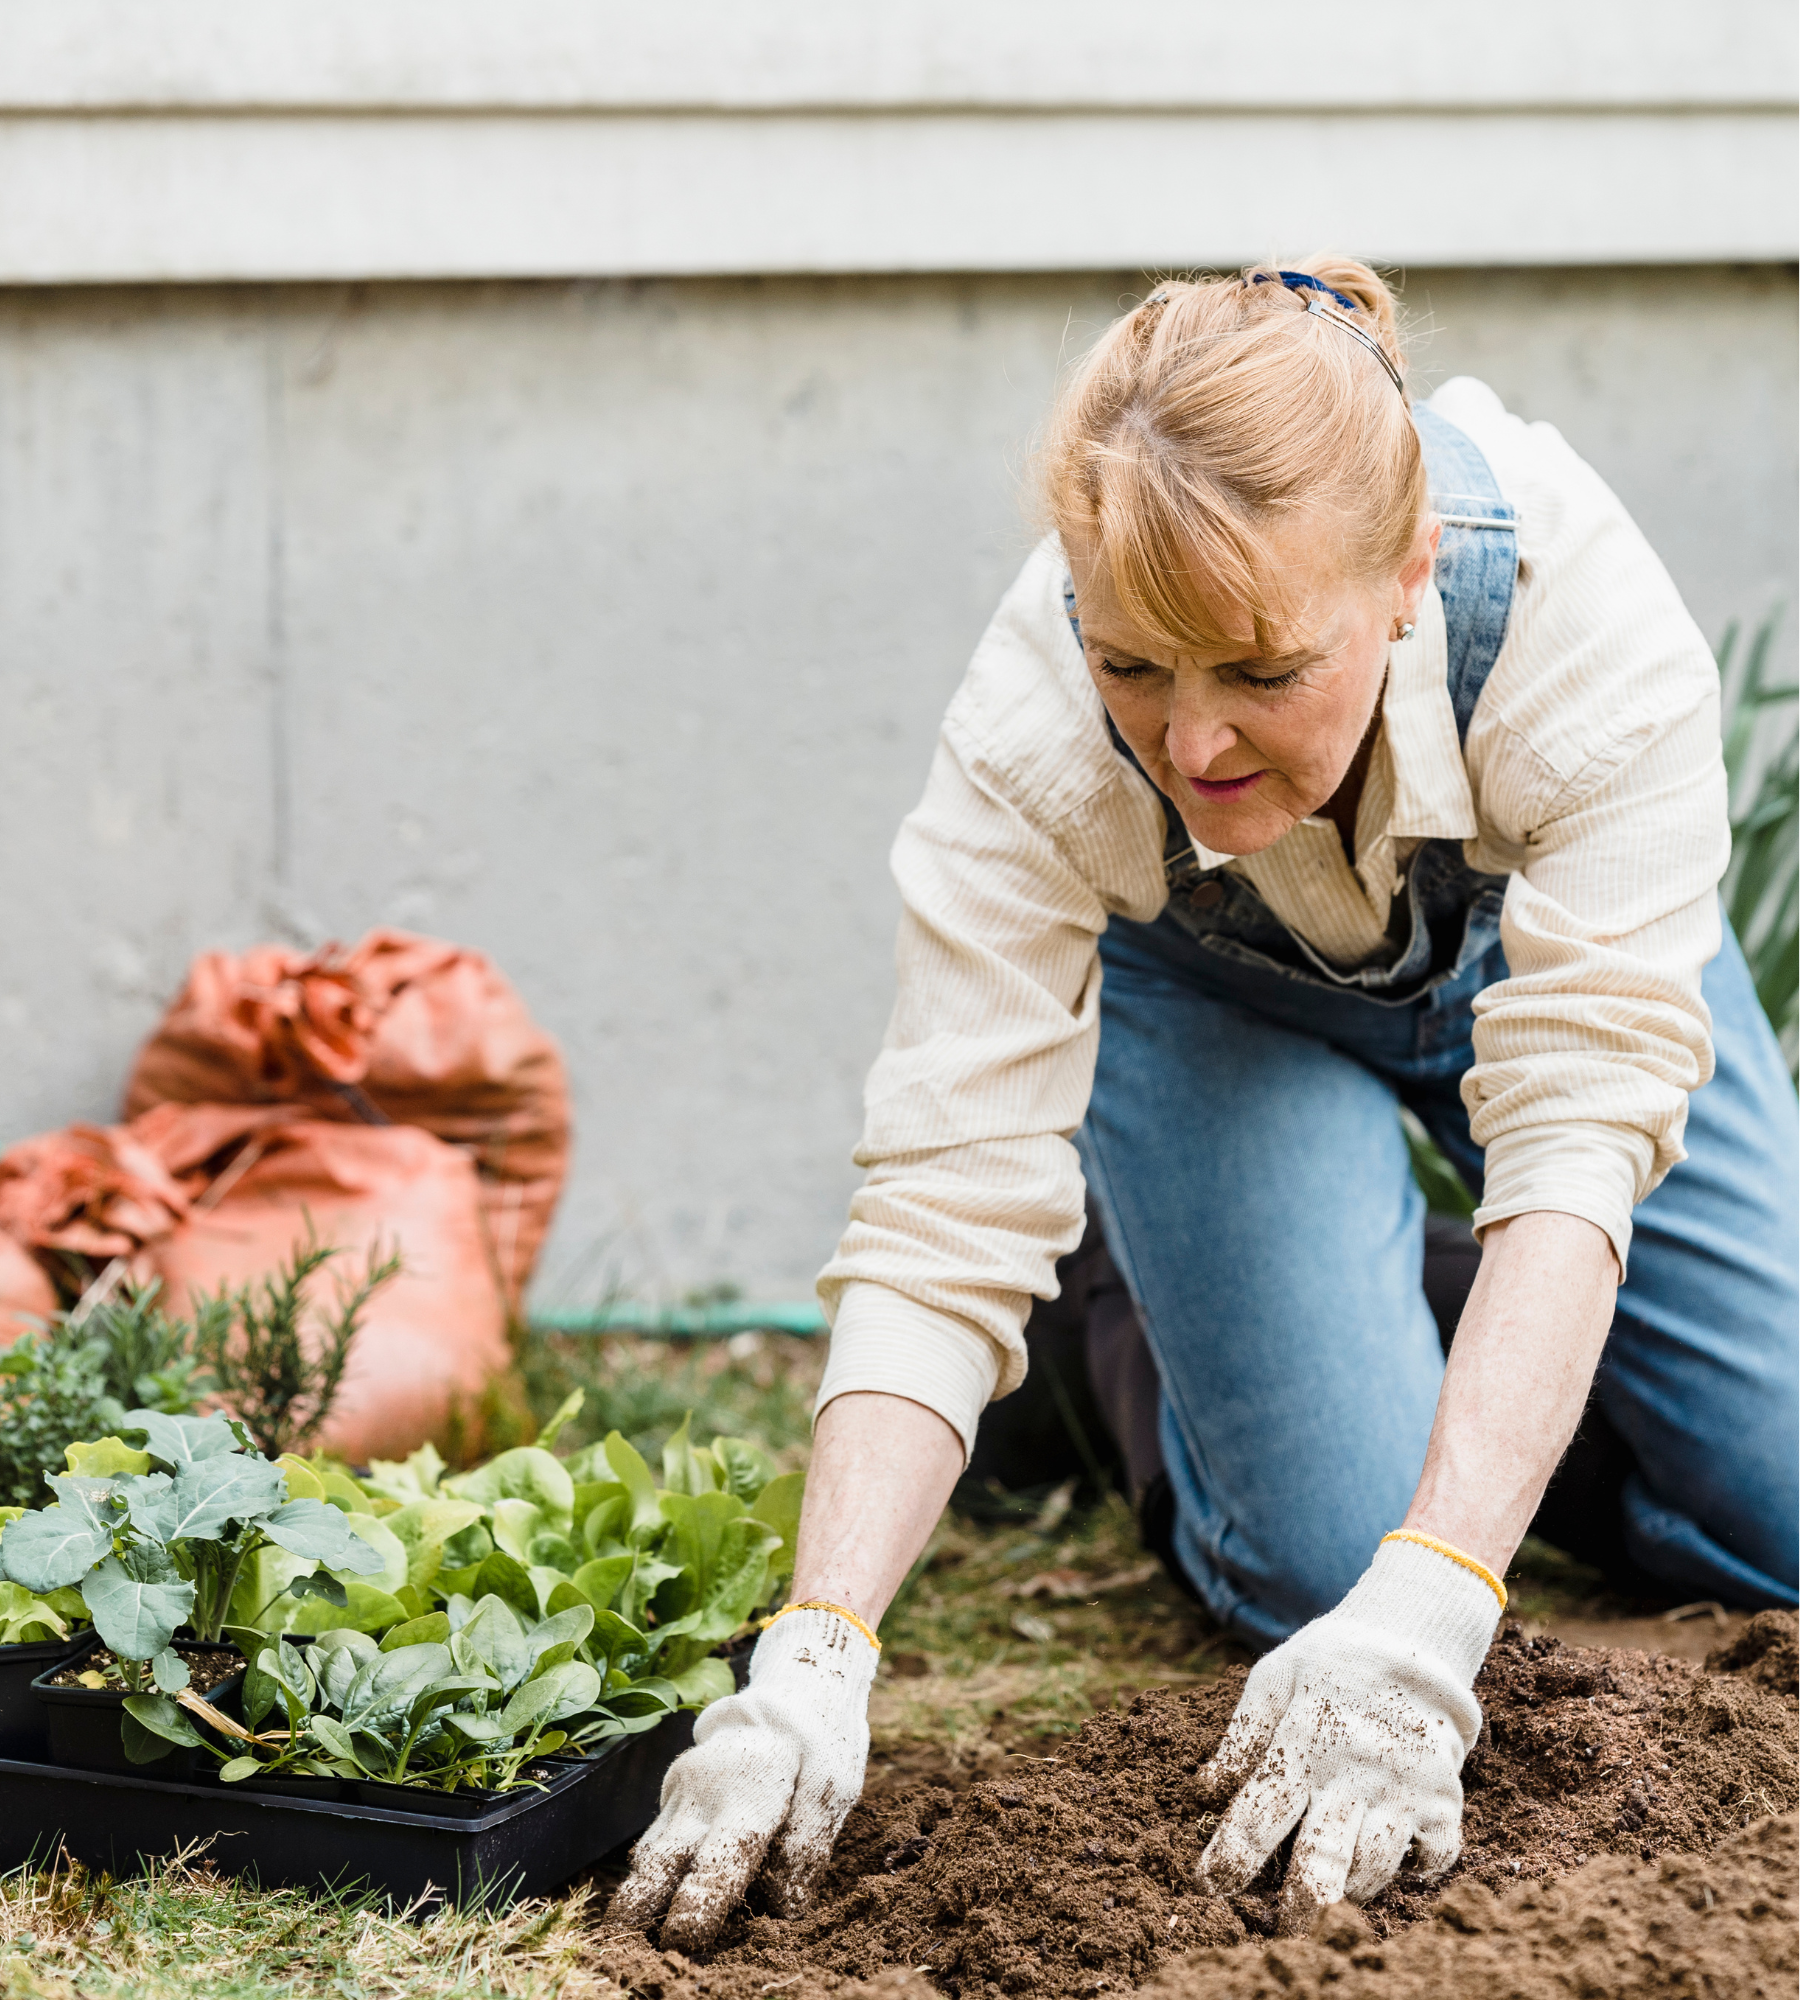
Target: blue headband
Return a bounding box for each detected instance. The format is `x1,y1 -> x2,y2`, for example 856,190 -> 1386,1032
1254,269 -> 1360,312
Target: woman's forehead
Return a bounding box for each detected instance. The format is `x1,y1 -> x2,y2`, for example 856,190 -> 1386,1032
1071,545 -> 1349,663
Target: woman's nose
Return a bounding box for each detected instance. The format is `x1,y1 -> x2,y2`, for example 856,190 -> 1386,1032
1164,687 -> 1238,777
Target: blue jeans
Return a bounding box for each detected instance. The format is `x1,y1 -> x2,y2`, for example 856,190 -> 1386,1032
1077,913 -> 1799,1648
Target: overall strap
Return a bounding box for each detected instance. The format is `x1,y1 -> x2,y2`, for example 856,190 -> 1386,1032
1413,403 -> 1519,743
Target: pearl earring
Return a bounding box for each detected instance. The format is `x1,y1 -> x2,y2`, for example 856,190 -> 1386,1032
1393,620 -> 1415,642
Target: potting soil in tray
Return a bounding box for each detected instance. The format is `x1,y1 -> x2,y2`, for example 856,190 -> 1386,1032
42,1643 -> 242,1694
596,1612 -> 1798,2000
0,1696 -> 702,1907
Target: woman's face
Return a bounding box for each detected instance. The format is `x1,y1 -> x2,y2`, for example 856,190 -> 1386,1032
1069,520 -> 1438,856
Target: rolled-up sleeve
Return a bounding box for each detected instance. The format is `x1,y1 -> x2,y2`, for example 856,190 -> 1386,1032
1455,404 -> 1732,1271
815,731 -> 1109,1455
815,556 -> 1166,1456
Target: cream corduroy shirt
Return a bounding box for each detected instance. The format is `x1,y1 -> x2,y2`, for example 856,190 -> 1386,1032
816,378 -> 1730,1458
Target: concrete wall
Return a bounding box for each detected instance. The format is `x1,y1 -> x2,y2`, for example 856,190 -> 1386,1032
1,263 -> 1794,1303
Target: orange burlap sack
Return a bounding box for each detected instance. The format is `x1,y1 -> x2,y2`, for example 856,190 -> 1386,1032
0,1106 -> 511,1459
146,1118 -> 511,1465
122,930 -> 569,1312
0,1233 -> 55,1345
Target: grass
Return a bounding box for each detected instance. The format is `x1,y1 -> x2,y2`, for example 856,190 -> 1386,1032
0,1844 -> 608,1999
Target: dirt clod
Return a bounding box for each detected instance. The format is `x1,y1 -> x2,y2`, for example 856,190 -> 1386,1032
596,1614 -> 1798,2000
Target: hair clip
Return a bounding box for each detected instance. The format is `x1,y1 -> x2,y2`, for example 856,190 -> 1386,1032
1302,294 -> 1405,396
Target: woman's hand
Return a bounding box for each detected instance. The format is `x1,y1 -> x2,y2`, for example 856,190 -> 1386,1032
1194,1535 -> 1497,1932
1196,1210 -> 1618,1928
608,1391 -> 964,1948
609,1607 -> 877,1948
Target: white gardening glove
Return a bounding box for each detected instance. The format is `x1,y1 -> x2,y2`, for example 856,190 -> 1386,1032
609,1604 -> 878,1951
1195,1533 -> 1503,1934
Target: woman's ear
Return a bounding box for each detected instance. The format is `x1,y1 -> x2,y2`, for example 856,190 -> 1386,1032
1397,520 -> 1442,620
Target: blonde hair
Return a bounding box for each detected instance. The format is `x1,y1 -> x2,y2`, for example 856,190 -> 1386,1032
1041,258 -> 1427,659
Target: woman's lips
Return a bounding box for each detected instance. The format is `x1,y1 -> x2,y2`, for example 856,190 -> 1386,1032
1188,770 -> 1266,800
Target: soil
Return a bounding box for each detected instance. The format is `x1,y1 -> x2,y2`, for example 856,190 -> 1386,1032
47,1643 -> 242,1695
592,1611 -> 1798,2000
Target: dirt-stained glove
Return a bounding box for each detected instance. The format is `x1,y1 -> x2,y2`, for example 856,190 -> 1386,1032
1195,1532 -> 1503,1934
608,1603 -> 879,1950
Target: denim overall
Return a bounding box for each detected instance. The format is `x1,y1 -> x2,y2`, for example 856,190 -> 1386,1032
1067,404 -> 1799,1645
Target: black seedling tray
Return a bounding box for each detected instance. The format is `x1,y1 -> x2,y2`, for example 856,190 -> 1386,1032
0,1637 -> 87,1762
0,1700 -> 701,1907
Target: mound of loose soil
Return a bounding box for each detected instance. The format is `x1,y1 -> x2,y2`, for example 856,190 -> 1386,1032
1143,1811 -> 1797,2000
595,1613 -> 1797,2000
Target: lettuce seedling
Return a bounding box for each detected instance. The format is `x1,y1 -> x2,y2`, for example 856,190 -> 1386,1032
0,1412 -> 383,1689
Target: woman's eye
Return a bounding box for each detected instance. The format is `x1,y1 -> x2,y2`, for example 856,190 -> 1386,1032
1222,664 -> 1303,693
1097,656 -> 1157,683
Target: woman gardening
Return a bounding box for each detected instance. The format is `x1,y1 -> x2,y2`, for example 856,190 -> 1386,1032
613,260 -> 1799,1944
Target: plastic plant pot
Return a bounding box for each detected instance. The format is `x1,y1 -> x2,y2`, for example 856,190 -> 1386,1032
31,1638 -> 244,1778
0,1699 -> 698,1905
0,1632 -> 90,1761
234,1770 -> 343,1801
352,1767 -> 559,1820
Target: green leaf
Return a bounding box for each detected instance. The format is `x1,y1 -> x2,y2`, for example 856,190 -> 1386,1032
569,1554 -> 633,1615
534,1389 -> 584,1451
244,1637 -> 314,1732
469,1551 -> 539,1622
654,1492 -> 782,1647
150,1647 -> 190,1694
313,1631 -> 378,1710
0,1580 -> 74,1645
439,1523 -> 492,1573
380,1498 -> 484,1596
340,1642 -> 455,1728
585,1608 -> 654,1678
524,1603 -> 594,1669
307,1715 -> 363,1767
359,1441 -> 447,1507
712,1437 -> 777,1505
575,1486 -> 630,1555
63,1437 -> 153,1480
122,1693 -> 204,1757
285,1580 -> 410,1637
661,1416 -> 717,1497
488,1498 -> 547,1566
668,1655 -> 736,1710
601,1434 -> 661,1537
80,1545 -> 196,1660
501,1660 -> 601,1733
165,1453 -> 286,1541
618,1554 -> 684,1632
444,1448 -> 574,1530
122,1473 -> 182,1546
442,1712 -> 509,1743
450,1595 -> 531,1691
123,1410 -> 242,1470
261,1498 -> 388,1575
332,1514 -> 406,1594
289,1570 -> 348,1608
379,1612 -> 452,1653
219,1755 -> 262,1783
275,1454 -> 328,1503
0,1501 -> 116,1593
748,1473 -> 804,1589
527,1532 -> 582,1573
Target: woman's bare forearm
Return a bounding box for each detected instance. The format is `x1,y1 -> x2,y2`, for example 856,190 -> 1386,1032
1403,1211 -> 1620,1577
789,1391 -> 966,1630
